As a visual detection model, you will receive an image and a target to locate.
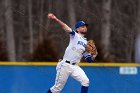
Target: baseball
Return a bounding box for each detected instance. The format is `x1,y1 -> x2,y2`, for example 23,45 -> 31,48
48,13 -> 53,18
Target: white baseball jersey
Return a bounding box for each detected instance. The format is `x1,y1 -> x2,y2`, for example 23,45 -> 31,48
63,30 -> 87,64
50,30 -> 89,93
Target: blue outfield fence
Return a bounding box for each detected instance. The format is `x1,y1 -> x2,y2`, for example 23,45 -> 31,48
0,62 -> 140,93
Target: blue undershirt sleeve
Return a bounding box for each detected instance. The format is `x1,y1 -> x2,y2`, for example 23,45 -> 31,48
69,30 -> 75,36
83,52 -> 94,63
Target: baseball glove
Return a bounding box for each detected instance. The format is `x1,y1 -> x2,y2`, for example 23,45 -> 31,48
86,40 -> 98,55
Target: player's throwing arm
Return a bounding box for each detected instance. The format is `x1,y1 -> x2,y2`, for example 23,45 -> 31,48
48,13 -> 72,32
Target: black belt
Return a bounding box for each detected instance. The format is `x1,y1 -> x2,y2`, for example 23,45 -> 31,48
65,60 -> 76,65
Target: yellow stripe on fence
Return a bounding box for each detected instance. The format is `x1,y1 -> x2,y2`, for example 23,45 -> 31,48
0,62 -> 140,67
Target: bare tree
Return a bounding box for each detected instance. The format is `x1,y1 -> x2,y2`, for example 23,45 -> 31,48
15,0 -> 27,61
4,0 -> 16,61
38,0 -> 44,43
0,0 -> 8,61
136,0 -> 140,34
135,0 -> 140,63
101,0 -> 111,60
67,0 -> 76,28
28,0 -> 33,54
0,0 -> 5,44
44,0 -> 53,37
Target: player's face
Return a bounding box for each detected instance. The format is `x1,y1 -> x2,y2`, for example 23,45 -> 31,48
77,25 -> 87,34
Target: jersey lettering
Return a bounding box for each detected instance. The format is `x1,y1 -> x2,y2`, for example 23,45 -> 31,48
77,41 -> 86,47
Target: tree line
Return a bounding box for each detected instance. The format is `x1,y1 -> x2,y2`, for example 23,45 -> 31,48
0,0 -> 139,62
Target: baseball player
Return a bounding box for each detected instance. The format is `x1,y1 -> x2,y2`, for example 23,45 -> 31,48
47,13 -> 97,93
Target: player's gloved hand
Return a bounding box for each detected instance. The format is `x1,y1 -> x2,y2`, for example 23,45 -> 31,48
86,40 -> 98,56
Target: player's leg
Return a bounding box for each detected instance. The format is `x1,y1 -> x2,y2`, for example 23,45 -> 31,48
47,62 -> 70,93
71,65 -> 89,93
81,86 -> 89,93
47,89 -> 52,93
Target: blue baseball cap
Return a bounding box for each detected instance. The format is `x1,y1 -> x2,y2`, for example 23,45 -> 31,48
75,21 -> 88,29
